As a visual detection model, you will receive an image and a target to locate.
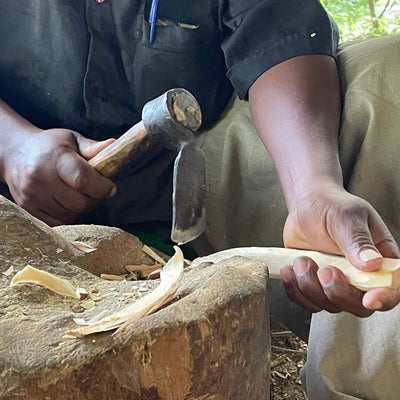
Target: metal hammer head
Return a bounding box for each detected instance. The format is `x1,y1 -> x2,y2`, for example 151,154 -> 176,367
142,88 -> 202,149
89,88 -> 206,245
143,89 -> 206,245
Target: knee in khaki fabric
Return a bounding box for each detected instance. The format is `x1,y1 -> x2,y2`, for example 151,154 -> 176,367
303,34 -> 400,399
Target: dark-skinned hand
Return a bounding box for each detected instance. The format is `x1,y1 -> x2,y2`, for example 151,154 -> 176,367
2,128 -> 116,226
282,182 -> 400,317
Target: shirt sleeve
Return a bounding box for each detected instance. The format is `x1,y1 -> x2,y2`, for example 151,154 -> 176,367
221,0 -> 339,99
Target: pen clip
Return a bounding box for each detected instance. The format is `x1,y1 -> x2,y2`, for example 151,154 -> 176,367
149,0 -> 160,43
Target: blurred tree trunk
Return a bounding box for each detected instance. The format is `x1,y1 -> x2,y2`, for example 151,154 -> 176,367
368,0 -> 380,28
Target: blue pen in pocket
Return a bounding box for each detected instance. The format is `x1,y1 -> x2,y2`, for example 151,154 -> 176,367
149,0 -> 160,43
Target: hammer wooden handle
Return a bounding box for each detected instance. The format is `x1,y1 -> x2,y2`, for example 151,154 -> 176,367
192,247 -> 400,291
88,121 -> 153,177
88,88 -> 202,178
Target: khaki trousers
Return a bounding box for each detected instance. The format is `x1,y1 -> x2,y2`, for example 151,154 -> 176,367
198,34 -> 400,399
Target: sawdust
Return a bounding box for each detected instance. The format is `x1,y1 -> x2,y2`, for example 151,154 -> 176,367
270,316 -> 308,399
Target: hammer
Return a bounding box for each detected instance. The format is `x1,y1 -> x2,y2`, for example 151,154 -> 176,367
88,88 -> 206,245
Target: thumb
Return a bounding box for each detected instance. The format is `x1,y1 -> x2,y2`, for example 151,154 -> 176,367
334,212 -> 399,272
75,136 -> 116,160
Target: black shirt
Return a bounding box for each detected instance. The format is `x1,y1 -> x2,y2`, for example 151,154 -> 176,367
0,0 -> 338,225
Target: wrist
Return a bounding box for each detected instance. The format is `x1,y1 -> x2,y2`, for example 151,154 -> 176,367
284,175 -> 344,213
0,124 -> 40,181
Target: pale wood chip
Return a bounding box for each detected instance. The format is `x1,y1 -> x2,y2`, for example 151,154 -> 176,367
10,265 -> 79,299
2,266 -> 14,276
125,263 -> 163,277
80,299 -> 96,310
91,295 -> 104,302
100,274 -> 125,281
142,245 -> 166,265
71,241 -> 97,253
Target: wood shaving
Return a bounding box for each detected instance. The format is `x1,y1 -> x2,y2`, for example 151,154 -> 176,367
80,299 -> 96,310
71,241 -> 97,253
90,295 -> 104,302
10,265 -> 80,299
2,266 -> 14,276
65,246 -> 184,338
142,245 -> 166,265
100,273 -> 125,281
125,263 -> 163,277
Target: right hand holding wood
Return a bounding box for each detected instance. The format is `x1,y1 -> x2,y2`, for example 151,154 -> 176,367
1,128 -> 116,226
282,182 -> 400,316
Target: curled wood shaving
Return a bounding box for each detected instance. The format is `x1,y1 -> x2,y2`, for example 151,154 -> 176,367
71,241 -> 97,253
74,310 -> 109,326
65,246 -> 184,338
10,265 -> 80,299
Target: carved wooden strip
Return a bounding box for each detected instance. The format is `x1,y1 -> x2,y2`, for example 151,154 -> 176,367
192,247 -> 400,291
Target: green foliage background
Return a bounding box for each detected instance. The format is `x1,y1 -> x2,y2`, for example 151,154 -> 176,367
321,0 -> 400,42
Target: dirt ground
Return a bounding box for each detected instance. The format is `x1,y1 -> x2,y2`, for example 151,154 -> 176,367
270,316 -> 308,399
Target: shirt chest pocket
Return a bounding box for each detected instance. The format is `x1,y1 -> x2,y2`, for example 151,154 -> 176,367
141,15 -> 209,52
130,14 -> 226,114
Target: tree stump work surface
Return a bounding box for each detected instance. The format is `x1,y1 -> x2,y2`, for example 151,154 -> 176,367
0,196 -> 270,400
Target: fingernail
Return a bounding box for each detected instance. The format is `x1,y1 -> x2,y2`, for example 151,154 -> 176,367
359,249 -> 382,263
108,185 -> 117,198
317,268 -> 333,285
293,259 -> 308,276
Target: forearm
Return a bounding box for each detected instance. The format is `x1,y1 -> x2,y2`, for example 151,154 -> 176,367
248,52 -> 400,317
248,54 -> 342,211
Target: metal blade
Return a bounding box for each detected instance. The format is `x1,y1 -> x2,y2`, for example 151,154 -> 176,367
171,141 -> 206,245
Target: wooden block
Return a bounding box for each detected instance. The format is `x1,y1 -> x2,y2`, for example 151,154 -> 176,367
0,196 -> 270,400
